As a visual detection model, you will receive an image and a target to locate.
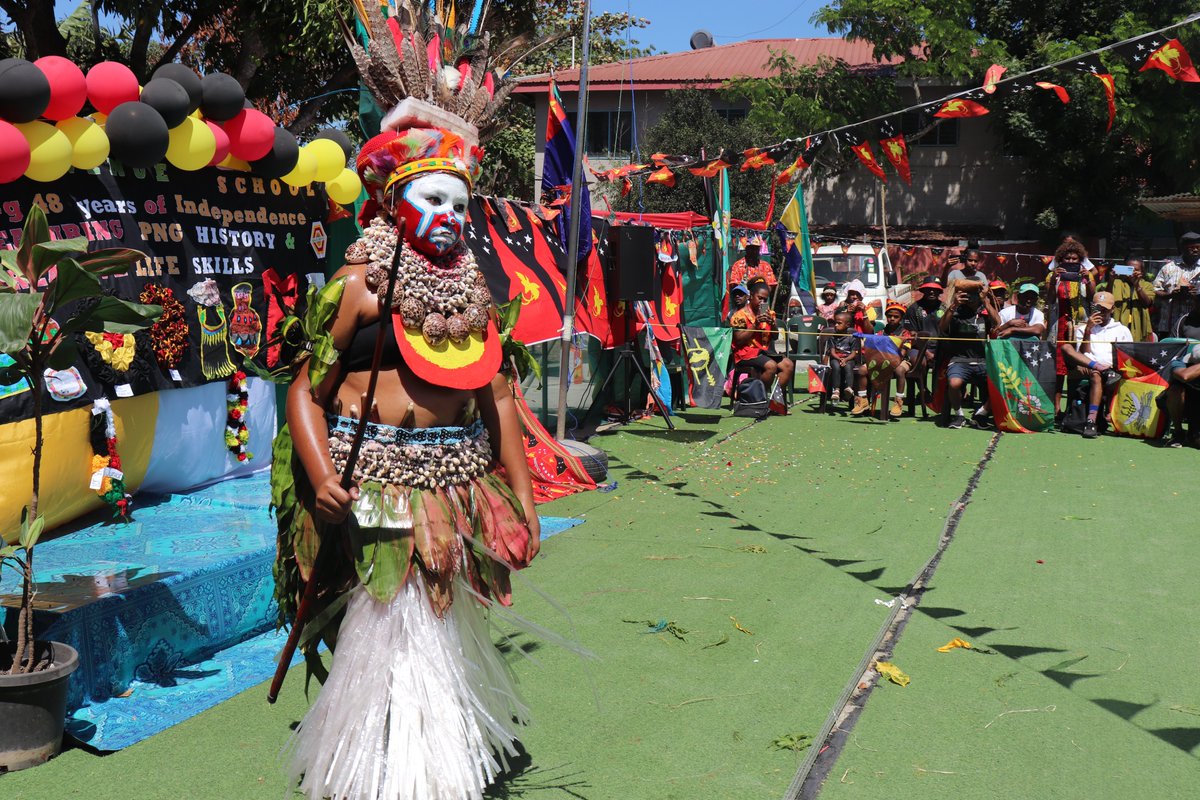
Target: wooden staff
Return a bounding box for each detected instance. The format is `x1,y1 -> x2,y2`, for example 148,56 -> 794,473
267,225 -> 405,704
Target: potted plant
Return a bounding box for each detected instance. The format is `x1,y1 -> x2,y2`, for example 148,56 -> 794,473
0,205 -> 158,771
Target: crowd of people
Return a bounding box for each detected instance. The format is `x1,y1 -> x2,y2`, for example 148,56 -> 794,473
728,234 -> 1200,447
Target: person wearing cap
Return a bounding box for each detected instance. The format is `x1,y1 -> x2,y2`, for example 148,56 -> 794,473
816,283 -> 840,322
1060,291 -> 1133,438
1096,256 -> 1156,342
1152,233 -> 1200,338
850,302 -> 913,418
988,279 -> 1011,307
728,235 -> 776,289
726,283 -> 751,322
995,284 -> 1046,339
731,279 -> 794,390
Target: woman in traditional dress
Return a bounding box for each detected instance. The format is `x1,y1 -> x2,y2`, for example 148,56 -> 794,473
272,4 -> 548,797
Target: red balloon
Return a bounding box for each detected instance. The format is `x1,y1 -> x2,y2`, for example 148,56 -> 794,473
86,61 -> 139,115
206,119 -> 230,166
223,108 -> 275,161
0,119 -> 31,182
35,56 -> 87,120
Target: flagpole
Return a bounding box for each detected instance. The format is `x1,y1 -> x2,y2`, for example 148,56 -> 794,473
555,0 -> 592,441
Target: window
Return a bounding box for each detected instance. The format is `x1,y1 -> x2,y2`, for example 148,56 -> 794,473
812,256 -> 882,288
715,108 -> 747,123
566,110 -> 632,156
901,111 -> 959,147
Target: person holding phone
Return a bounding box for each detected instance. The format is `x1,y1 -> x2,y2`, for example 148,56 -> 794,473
1153,232 -> 1200,338
1047,237 -> 1095,416
1097,256 -> 1156,341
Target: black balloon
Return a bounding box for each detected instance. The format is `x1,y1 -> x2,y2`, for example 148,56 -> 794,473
140,78 -> 190,128
0,58 -> 51,123
106,101 -> 169,168
314,128 -> 354,162
250,127 -> 300,178
200,73 -> 245,121
152,63 -> 202,112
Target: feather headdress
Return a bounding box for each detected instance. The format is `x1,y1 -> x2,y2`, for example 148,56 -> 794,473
342,0 -> 562,145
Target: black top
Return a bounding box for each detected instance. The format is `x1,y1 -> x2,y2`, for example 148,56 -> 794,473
943,307 -> 990,363
342,313 -> 403,372
903,302 -> 942,337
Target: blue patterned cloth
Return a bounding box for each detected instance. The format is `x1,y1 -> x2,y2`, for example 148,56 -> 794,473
0,470 -> 584,751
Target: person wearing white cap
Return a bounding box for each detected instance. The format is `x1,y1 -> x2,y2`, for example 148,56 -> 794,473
1060,291 -> 1133,438
1153,232 -> 1200,338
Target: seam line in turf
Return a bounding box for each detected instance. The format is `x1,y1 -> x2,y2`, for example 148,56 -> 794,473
783,431 -> 1003,800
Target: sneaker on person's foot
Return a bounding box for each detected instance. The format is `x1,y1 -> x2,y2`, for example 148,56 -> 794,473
970,409 -> 991,429
889,397 -> 904,418
1165,434 -> 1185,448
948,414 -> 966,429
1082,420 -> 1098,439
850,396 -> 870,416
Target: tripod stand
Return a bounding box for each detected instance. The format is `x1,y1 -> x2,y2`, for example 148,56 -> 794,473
583,311 -> 676,430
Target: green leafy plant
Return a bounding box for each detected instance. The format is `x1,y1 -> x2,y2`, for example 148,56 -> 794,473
497,298 -> 541,382
0,205 -> 159,675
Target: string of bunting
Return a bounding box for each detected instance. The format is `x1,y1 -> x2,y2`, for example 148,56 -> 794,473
587,13 -> 1200,190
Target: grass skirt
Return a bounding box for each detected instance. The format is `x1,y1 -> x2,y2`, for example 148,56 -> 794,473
287,574 -> 528,800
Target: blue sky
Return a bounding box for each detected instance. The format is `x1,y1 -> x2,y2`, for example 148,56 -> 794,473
593,0 -> 829,54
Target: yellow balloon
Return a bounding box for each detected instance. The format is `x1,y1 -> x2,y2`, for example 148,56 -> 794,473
282,147 -> 318,187
325,168 -> 363,205
217,153 -> 250,171
166,116 -> 216,171
307,138 -> 346,182
57,117 -> 109,169
17,121 -> 72,182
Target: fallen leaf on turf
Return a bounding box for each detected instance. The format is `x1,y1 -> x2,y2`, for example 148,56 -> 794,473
875,660 -> 910,687
702,634 -> 729,649
730,616 -> 754,635
937,637 -> 973,653
770,733 -> 812,752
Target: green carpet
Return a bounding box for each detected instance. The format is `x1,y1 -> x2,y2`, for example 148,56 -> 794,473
4,409 -> 1195,800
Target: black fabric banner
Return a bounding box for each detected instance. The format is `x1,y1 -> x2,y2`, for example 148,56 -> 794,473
0,164 -> 328,424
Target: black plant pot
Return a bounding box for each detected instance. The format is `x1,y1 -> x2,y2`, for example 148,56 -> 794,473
0,641 -> 79,772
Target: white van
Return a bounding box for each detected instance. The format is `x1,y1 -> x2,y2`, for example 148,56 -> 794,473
791,243 -> 911,325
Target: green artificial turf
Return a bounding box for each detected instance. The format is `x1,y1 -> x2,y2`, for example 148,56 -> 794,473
5,411 -> 1192,800
819,430 -> 1200,799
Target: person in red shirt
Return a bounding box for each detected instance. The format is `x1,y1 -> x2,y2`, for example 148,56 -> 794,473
731,279 -> 794,388
728,236 -> 776,289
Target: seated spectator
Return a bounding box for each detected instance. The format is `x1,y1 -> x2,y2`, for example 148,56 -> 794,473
900,277 -> 945,400
988,279 -> 1010,307
1174,291 -> 1200,340
815,283 -> 840,322
1097,256 -> 1156,342
1163,343 -> 1200,448
726,283 -> 750,322
821,311 -> 859,406
853,302 -> 913,418
730,279 -> 794,390
995,284 -> 1047,339
939,281 -> 999,428
1059,291 -> 1133,439
839,279 -> 874,333
728,236 -> 776,289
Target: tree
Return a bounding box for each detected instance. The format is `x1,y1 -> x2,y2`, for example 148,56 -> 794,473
724,48 -> 900,176
479,0 -> 651,201
606,89 -> 774,222
810,0 -> 1200,239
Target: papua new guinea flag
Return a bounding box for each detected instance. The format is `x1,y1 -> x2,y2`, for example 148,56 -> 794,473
807,363 -> 828,395
1108,341 -> 1191,438
681,326 -> 732,409
856,333 -> 903,391
985,339 -> 1057,433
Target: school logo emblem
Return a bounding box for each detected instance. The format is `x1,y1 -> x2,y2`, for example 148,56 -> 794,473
310,222 -> 327,259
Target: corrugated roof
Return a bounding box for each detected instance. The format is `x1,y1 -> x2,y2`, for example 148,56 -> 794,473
1140,194 -> 1200,220
514,38 -> 900,94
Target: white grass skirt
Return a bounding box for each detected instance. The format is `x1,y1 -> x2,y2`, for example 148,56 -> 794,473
288,575 -> 529,800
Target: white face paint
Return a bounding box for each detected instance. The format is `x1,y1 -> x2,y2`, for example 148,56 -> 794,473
392,172 -> 470,257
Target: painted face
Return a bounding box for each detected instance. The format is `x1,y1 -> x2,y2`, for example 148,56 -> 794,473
391,172 -> 469,257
